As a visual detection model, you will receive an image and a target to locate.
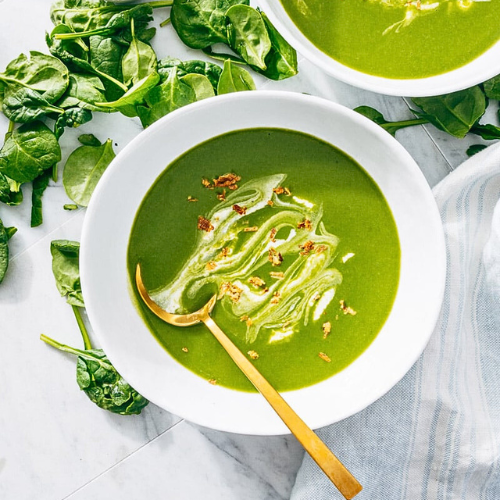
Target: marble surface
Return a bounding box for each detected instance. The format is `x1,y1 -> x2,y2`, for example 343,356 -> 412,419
0,1 -> 486,499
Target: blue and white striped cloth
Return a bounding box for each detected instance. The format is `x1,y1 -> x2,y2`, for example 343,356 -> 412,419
291,143 -> 500,499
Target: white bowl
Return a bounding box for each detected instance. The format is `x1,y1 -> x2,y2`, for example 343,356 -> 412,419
81,91 -> 445,435
258,0 -> 500,97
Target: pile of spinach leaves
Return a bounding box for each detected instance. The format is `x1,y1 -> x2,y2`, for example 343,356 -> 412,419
41,239 -> 149,415
0,0 -> 288,285
170,0 -> 298,81
355,77 -> 500,156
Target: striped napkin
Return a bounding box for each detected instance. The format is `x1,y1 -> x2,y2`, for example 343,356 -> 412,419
291,143 -> 500,499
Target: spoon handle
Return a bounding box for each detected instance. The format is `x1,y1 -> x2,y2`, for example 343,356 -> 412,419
203,316 -> 362,500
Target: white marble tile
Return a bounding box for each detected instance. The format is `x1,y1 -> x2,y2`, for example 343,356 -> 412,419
0,213 -> 180,500
0,1 -> 485,499
65,421 -> 303,500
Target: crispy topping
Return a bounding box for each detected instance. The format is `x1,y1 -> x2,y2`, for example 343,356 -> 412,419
213,173 -> 241,189
340,299 -> 357,315
247,350 -> 260,360
271,291 -> 281,304
182,347 -> 189,353
219,282 -> 243,303
244,226 -> 259,232
187,196 -> 198,202
240,315 -> 253,326
249,276 -> 266,288
219,247 -> 230,258
208,378 -> 217,385
206,261 -> 217,271
322,321 -> 332,339
297,219 -> 312,230
202,178 -> 213,189
268,248 -> 283,266
315,245 -> 328,254
198,215 -> 214,232
269,271 -> 284,280
313,293 -> 321,301
318,352 -> 331,363
299,240 -> 315,255
232,204 -> 247,215
273,186 -> 291,196
270,227 -> 277,242
267,200 -> 274,207
217,190 -> 226,202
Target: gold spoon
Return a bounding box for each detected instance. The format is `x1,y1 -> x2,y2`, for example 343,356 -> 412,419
136,264 -> 362,499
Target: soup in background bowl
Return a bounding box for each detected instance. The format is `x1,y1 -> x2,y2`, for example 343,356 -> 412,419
80,91 -> 446,435
258,0 -> 500,96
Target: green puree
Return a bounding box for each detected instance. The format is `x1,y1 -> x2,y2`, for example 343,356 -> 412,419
127,129 -> 400,392
279,0 -> 500,79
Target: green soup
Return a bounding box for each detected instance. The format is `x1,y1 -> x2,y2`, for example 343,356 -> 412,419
279,0 -> 500,79
127,129 -> 400,392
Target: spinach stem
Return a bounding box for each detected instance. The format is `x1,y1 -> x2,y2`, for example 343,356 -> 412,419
72,305 -> 92,350
40,334 -> 114,369
94,68 -> 128,92
383,117 -> 428,131
52,164 -> 58,182
160,17 -> 171,27
7,121 -> 14,134
147,1 -> 174,8
40,334 -> 83,357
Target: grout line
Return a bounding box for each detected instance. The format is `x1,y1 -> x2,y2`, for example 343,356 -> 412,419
9,209 -> 85,263
62,418 -> 186,500
402,96 -> 454,173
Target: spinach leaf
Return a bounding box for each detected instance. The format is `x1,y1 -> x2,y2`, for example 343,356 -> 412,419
57,73 -> 107,111
47,25 -> 128,96
43,238 -> 149,414
63,138 -> 115,206
40,333 -> 149,415
54,4 -> 154,40
217,59 -> 255,94
181,73 -> 215,100
137,69 -> 196,127
466,144 -> 487,157
0,121 -> 61,183
171,0 -> 249,49
412,86 -> 486,139
78,133 -> 101,146
51,0 -> 123,32
354,105 -> 427,136
470,123 -> 500,140
89,35 -> 128,100
121,20 -> 157,86
0,173 -> 23,206
50,239 -> 84,307
2,86 -> 65,123
54,107 -> 93,139
226,5 -> 271,71
5,226 -> 17,240
483,74 -> 500,100
177,59 -> 222,91
259,11 -> 297,80
31,170 -> 51,228
0,218 -> 14,284
96,71 -> 160,117
158,57 -> 222,91
0,51 -> 69,104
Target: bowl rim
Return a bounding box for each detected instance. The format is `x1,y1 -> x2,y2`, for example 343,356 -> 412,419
81,91 -> 446,435
258,0 -> 500,97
